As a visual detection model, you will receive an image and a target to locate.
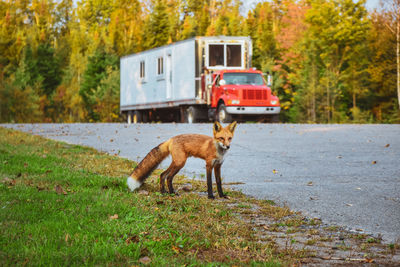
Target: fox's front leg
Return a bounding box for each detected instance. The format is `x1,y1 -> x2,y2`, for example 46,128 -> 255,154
206,163 -> 214,199
214,164 -> 227,198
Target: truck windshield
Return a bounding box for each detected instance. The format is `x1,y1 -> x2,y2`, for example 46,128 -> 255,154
223,73 -> 264,86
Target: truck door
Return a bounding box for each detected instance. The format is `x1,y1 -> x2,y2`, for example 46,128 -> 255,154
211,74 -> 220,107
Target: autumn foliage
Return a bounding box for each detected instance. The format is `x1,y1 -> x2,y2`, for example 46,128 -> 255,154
0,0 -> 398,123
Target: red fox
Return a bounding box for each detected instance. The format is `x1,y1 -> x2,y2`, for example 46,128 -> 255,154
127,121 -> 237,199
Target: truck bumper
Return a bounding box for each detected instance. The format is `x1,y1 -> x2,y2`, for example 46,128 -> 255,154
226,106 -> 281,115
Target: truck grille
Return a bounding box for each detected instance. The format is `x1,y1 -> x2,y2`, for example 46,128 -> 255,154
243,89 -> 267,100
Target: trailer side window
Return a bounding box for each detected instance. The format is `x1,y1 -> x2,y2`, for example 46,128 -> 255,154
209,44 -> 224,67
227,45 -> 241,67
157,57 -> 164,75
140,60 -> 145,79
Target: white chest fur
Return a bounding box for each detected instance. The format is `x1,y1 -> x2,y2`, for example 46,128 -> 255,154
213,142 -> 228,165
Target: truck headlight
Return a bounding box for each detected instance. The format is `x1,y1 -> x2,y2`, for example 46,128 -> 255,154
270,100 -> 277,105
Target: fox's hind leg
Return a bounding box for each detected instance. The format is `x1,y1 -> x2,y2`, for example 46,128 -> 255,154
159,168 -> 170,194
165,160 -> 186,195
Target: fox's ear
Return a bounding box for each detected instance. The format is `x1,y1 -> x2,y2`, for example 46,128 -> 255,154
228,121 -> 237,133
213,121 -> 222,134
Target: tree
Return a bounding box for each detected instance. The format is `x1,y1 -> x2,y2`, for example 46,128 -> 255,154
36,43 -> 62,96
80,47 -> 119,121
380,0 -> 400,110
275,0 -> 309,120
143,0 -> 170,49
302,0 -> 369,122
367,10 -> 398,121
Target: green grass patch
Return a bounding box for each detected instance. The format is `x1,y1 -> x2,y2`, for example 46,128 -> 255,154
0,127 -> 283,266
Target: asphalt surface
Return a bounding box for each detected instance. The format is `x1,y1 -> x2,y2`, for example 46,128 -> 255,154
2,123 -> 400,243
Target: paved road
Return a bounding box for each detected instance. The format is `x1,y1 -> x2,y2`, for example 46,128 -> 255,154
3,123 -> 400,243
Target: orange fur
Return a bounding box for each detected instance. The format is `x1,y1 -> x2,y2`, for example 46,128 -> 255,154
127,121 -> 237,199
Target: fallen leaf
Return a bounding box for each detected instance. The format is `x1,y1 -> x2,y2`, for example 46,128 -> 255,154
172,246 -> 182,254
24,162 -> 28,168
139,256 -> 151,264
307,181 -> 313,186
109,214 -> 118,220
371,161 -> 377,164
385,144 -> 390,148
2,177 -> 16,186
138,190 -> 149,195
346,203 -> 353,207
272,169 -> 278,174
181,184 -> 192,192
110,139 -> 114,142
36,186 -> 45,191
55,185 -> 67,195
125,235 -> 139,245
65,233 -> 70,242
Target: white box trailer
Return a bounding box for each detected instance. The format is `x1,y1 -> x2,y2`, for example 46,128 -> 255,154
120,36 -> 253,123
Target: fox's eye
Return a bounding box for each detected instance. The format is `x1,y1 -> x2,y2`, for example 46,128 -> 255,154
228,137 -> 232,141
218,137 -> 224,142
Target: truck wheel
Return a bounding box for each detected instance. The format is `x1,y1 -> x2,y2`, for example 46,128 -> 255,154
217,104 -> 232,123
127,111 -> 133,124
133,111 -> 142,123
141,110 -> 149,123
186,106 -> 197,123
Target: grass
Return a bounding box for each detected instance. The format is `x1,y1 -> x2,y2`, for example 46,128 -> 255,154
2,126 -> 399,266
0,127 -> 283,266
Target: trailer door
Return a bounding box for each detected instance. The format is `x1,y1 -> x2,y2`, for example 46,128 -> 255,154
166,53 -> 172,99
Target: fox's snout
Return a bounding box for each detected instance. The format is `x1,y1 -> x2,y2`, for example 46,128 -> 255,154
217,140 -> 231,150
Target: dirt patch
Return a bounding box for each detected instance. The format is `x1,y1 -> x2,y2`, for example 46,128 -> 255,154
227,197 -> 400,266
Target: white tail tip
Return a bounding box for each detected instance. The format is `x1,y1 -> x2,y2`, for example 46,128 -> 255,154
127,176 -> 141,192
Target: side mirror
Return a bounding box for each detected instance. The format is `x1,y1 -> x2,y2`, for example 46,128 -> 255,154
267,73 -> 272,87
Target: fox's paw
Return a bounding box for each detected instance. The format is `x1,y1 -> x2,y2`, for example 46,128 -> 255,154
220,195 -> 229,199
208,195 -> 215,200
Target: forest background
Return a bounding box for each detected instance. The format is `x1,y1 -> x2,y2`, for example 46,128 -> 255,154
0,0 -> 399,123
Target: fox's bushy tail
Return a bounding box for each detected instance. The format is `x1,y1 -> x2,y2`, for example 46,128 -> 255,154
127,140 -> 170,191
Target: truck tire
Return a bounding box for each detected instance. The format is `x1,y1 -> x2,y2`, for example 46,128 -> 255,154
217,104 -> 232,123
141,110 -> 149,123
186,106 -> 198,123
127,111 -> 133,124
133,111 -> 142,123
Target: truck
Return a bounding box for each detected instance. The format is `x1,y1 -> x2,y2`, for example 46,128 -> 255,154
120,36 -> 280,123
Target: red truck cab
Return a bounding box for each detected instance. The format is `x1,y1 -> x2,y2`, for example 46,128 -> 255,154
207,69 -> 280,123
